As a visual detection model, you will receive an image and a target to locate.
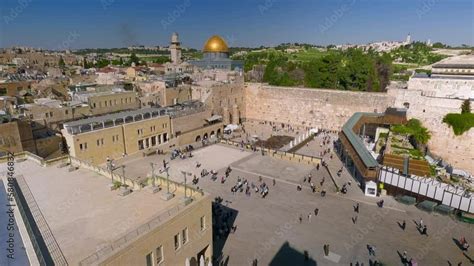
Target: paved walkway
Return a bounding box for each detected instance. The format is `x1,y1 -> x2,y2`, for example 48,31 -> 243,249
117,144 -> 474,265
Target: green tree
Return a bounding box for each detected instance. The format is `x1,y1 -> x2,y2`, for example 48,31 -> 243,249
58,56 -> 66,68
94,59 -> 110,68
83,58 -> 89,68
128,53 -> 140,66
432,42 -> 446,48
461,99 -> 471,114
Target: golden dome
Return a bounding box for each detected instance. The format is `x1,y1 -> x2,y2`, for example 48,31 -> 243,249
203,35 -> 229,53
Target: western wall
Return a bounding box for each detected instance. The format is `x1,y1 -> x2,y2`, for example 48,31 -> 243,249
244,83 -> 395,130
242,82 -> 474,173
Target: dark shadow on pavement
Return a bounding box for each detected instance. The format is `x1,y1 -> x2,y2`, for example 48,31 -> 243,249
463,252 -> 474,264
212,199 -> 238,266
397,221 -> 405,230
396,250 -> 407,264
269,241 -> 317,266
452,238 -> 463,250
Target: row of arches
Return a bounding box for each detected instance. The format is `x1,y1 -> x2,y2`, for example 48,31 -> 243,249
195,129 -> 221,142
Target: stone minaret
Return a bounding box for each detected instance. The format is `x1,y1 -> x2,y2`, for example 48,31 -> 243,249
405,33 -> 411,45
170,32 -> 182,64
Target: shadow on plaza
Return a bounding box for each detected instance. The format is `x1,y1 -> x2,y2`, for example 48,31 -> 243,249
269,241 -> 317,266
212,200 -> 238,266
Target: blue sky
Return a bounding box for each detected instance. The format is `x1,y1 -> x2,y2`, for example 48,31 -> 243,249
0,0 -> 473,49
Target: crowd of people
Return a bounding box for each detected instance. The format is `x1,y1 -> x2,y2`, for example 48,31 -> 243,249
160,124 -> 471,266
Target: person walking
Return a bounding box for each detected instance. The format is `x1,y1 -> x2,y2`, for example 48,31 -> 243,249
402,220 -> 406,230
314,208 -> 319,216
273,178 -> 276,186
367,245 -> 374,256
299,215 -> 303,224
308,213 -> 312,222
402,251 -> 408,264
323,244 -> 330,256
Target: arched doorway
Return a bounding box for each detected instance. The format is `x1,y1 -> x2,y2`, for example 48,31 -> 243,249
195,135 -> 201,142
210,131 -> 215,138
217,128 -> 221,137
203,133 -> 208,139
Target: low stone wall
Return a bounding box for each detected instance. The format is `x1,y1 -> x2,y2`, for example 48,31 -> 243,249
0,151 -> 68,166
220,139 -> 321,166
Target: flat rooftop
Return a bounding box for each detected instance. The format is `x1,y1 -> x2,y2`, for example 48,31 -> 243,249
0,160 -> 198,265
63,100 -> 204,134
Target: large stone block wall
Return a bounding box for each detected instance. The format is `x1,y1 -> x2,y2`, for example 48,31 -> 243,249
244,83 -> 396,130
244,83 -> 473,173
389,88 -> 474,173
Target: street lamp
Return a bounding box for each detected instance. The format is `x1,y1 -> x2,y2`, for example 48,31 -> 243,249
150,162 -> 156,187
107,159 -> 115,183
121,165 -> 126,185
149,162 -> 161,193
181,170 -> 192,204
160,163 -> 174,201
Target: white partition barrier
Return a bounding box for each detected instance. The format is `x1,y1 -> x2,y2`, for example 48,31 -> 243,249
460,197 -> 471,212
419,182 -> 428,196
411,180 -> 420,193
398,176 -> 406,188
427,185 -> 436,198
442,192 -> 453,206
434,187 -> 444,201
405,179 -> 413,191
379,167 -> 473,214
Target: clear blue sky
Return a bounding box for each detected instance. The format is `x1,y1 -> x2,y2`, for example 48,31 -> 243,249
0,0 -> 472,49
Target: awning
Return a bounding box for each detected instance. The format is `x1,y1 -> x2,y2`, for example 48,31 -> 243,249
206,115 -> 222,123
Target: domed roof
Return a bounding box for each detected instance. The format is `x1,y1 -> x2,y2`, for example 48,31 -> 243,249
203,35 -> 229,53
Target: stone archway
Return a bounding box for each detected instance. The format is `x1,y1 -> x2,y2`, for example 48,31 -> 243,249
210,131 -> 215,138
195,135 -> 201,142
203,133 -> 208,139
217,128 -> 221,137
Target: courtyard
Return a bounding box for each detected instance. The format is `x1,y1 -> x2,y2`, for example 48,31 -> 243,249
119,143 -> 474,265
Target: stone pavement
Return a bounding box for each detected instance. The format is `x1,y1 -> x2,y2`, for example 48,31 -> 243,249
120,144 -> 474,265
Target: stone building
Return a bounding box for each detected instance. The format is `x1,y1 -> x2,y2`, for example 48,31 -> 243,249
0,80 -> 32,97
0,119 -> 62,158
164,33 -> 194,75
0,119 -> 35,155
23,90 -> 139,131
191,73 -> 245,125
61,101 -> 221,165
62,108 -> 172,165
0,160 -> 212,266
